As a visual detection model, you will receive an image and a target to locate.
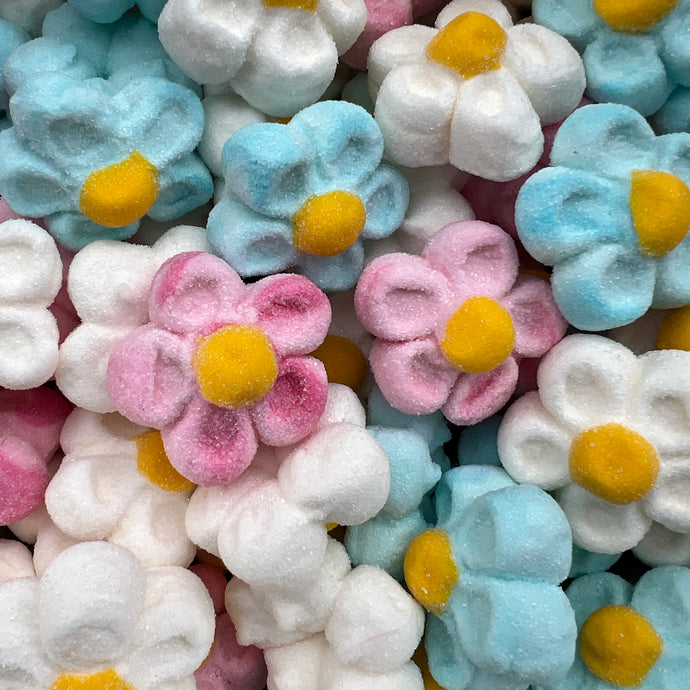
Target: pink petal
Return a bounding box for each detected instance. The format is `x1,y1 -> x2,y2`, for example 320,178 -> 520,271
246,273 -> 331,357
149,252 -> 245,335
252,356 -> 328,447
355,253 -> 451,341
369,337 -> 457,415
107,323 -> 194,429
442,357 -> 519,425
0,436 -> 49,524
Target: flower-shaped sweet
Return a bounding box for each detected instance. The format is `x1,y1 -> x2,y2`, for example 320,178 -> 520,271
516,103 -> 690,331
67,0 -> 165,23
158,0 -> 367,117
0,71 -> 212,250
207,100 -> 409,292
536,567 -> 690,689
533,0 -> 690,118
404,465 -> 576,689
369,0 -> 585,180
354,220 -> 567,425
498,334 -> 690,554
107,251 -> 332,486
0,540 -> 215,689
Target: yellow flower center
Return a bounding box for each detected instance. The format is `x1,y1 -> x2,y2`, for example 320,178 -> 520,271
51,669 -> 135,690
292,190 -> 366,257
439,296 -> 515,374
192,324 -> 278,408
404,528 -> 459,616
263,0 -> 318,10
134,430 -> 195,492
630,170 -> 690,258
426,12 -> 507,80
657,306 -> 690,351
593,0 -> 679,33
580,605 -> 664,686
310,334 -> 368,390
569,423 -> 660,505
79,151 -> 159,228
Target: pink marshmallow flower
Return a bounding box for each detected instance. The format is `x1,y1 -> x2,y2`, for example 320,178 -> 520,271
107,252 -> 331,486
355,221 -> 567,425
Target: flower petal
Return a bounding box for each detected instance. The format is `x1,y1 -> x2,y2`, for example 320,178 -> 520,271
359,162 -> 409,240
297,240 -> 365,292
565,571 -> 632,630
47,211 -> 139,251
653,233 -> 690,309
658,4 -> 690,86
424,612 -> 475,690
631,566 -> 690,638
655,133 -> 690,187
316,0 -> 367,54
645,457 -> 690,533
0,437 -> 50,524
634,521 -> 690,567
531,0 -> 599,52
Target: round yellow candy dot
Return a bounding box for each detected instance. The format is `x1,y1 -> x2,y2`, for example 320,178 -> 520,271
569,423 -> 660,505
79,151 -> 159,228
263,0 -> 318,10
134,430 -> 195,493
192,324 -> 278,408
630,170 -> 690,258
439,296 -> 515,374
593,0 -> 679,33
51,669 -> 134,690
657,306 -> 690,351
426,12 -> 508,80
404,528 -> 459,616
310,334 -> 368,390
292,190 -> 367,257
580,605 -> 663,687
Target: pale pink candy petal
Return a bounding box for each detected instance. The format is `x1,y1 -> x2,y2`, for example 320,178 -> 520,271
354,253 -> 451,341
423,221 -> 519,300
162,394 -> 257,486
442,357 -> 519,425
252,356 -> 329,447
503,275 -> 567,359
0,437 -> 50,524
246,274 -> 331,357
149,252 -> 245,336
107,323 -> 194,429
369,337 -> 457,415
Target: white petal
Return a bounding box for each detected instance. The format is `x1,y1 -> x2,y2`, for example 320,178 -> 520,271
265,634 -> 327,690
33,521 -> 78,578
645,456 -> 690,533
315,383 -> 367,428
316,0 -> 367,54
59,408 -> 144,457
0,539 -> 34,585
435,0 -> 513,30
634,521 -> 690,567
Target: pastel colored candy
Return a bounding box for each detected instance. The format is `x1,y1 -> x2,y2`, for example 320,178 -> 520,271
0,0 -> 61,37
0,539 -> 34,584
0,17 -> 28,127
67,0 -> 166,24
651,85 -> 690,134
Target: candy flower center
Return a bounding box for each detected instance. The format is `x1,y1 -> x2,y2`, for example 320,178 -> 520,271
593,0 -> 679,33
292,190 -> 366,257
51,669 -> 135,690
569,423 -> 660,504
426,12 -> 508,80
134,430 -> 195,492
630,170 -> 690,258
193,324 -> 278,408
580,605 -> 663,686
79,151 -> 159,228
263,0 -> 318,10
440,296 -> 515,374
404,528 -> 459,616
311,334 -> 368,390
657,305 -> 690,351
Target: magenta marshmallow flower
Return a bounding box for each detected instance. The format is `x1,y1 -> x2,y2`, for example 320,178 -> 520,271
355,221 -> 567,425
107,251 -> 331,486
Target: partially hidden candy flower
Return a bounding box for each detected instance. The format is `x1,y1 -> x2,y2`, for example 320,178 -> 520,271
207,100 -> 409,292
369,0 -> 585,180
354,220 -> 567,425
0,17 -> 28,129
66,0 -> 165,23
516,103 -> 690,330
107,251 -> 332,486
498,334 -> 690,554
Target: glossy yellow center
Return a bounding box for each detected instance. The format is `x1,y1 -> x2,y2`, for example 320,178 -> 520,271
79,151 -> 159,228
657,306 -> 690,351
134,430 -> 195,493
311,334 -> 368,390
593,0 -> 679,33
426,12 -> 507,80
580,605 -> 663,686
404,528 -> 459,616
630,170 -> 690,257
440,297 -> 515,374
292,190 -> 366,257
51,669 -> 134,690
192,325 -> 278,408
569,423 -> 660,505
263,0 -> 318,10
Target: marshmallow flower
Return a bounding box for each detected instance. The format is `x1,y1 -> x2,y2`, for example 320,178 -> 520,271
207,100 -> 409,292
516,104 -> 690,331
158,0 -> 366,117
107,251 -> 331,486
369,0 -> 585,180
499,334 -> 690,554
355,221 -> 567,425
0,541 -> 215,689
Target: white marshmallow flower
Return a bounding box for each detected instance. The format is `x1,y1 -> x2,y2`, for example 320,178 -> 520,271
369,0 -> 585,181
498,334 -> 690,554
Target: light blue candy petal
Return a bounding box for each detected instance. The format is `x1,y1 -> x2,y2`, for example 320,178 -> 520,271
532,0 -> 599,52
655,132 -> 690,185
551,244 -> 656,330
67,0 -> 135,23
207,194 -> 296,276
296,241 -> 364,292
658,3 -> 690,87
425,612 -> 476,690
0,18 -> 29,95
569,545 -> 621,579
643,655 -> 690,690
47,211 -> 139,250
138,0 -> 167,22
652,87 -> 690,134
631,566 -> 690,638
654,234 -> 690,308
565,572 -> 632,629
359,162 -> 409,240
532,655 -> 592,690
457,414 -> 502,467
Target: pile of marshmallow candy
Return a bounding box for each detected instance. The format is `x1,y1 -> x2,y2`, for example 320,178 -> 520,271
1,0 -> 690,688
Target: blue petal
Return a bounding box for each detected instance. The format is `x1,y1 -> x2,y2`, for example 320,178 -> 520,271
47,211 -> 139,250
457,414 -> 502,467
532,0 -> 599,52
655,131 -> 690,185
565,571 -> 632,629
67,0 -> 135,23
296,241 -> 364,292
654,234 -> 690,308
138,0 -> 167,22
652,87 -> 690,134
657,2 -> 690,87
631,566 -> 690,638
0,18 -> 29,94
425,612 -> 476,690
569,545 -> 621,579
359,162 -> 409,240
